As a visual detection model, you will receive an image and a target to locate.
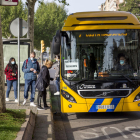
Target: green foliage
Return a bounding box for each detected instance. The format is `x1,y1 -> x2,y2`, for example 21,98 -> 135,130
0,0 -> 28,38
119,0 -> 140,21
0,109 -> 26,140
34,1 -> 68,50
55,0 -> 69,5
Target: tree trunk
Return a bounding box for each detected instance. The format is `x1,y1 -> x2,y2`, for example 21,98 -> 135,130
27,0 -> 36,53
0,13 -> 6,113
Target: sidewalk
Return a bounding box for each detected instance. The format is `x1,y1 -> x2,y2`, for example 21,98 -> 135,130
32,92 -> 52,140
5,86 -> 52,140
6,90 -> 37,114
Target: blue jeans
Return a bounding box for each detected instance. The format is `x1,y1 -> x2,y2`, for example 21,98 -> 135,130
6,80 -> 17,99
24,80 -> 36,102
55,77 -> 60,92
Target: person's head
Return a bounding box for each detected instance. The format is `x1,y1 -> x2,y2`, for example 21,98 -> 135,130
9,57 -> 16,65
118,53 -> 126,65
82,49 -> 85,54
8,57 -> 17,70
55,55 -> 60,61
30,52 -> 36,61
44,59 -> 53,69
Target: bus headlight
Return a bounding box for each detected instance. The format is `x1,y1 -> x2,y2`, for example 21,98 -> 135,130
61,90 -> 77,103
134,92 -> 140,102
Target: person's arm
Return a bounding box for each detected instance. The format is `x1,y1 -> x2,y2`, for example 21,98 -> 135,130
22,60 -> 30,73
4,65 -> 12,77
36,61 -> 40,74
4,65 -> 8,75
42,68 -> 48,83
15,66 -> 18,77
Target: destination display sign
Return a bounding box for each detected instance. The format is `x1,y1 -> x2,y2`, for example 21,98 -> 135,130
64,59 -> 79,70
72,30 -> 130,44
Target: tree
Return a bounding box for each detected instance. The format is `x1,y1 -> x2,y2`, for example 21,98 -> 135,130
0,0 -> 28,38
27,0 -> 68,52
34,2 -> 67,50
0,12 -> 6,113
119,0 -> 140,21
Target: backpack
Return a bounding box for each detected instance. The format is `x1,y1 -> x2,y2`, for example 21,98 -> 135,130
25,59 -> 39,69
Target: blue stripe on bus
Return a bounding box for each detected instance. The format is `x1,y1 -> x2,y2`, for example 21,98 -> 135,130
106,98 -> 121,112
89,99 -> 104,112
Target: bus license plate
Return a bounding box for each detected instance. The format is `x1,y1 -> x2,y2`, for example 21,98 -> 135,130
96,105 -> 114,109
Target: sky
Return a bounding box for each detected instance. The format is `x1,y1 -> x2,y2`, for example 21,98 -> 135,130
22,0 -> 106,14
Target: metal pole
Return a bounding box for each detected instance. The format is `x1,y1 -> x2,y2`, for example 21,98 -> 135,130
41,53 -> 43,67
18,18 -> 20,106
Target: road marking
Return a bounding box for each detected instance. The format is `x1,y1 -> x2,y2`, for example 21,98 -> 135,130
110,127 -> 128,139
80,131 -> 99,139
79,126 -> 140,139
92,128 -> 97,132
101,127 -> 110,139
125,126 -> 140,138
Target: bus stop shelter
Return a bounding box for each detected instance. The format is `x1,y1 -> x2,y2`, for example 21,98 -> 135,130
3,38 -> 31,84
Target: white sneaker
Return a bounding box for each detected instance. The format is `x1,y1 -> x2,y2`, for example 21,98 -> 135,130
23,99 -> 26,105
54,92 -> 60,95
5,98 -> 9,101
30,102 -> 36,107
15,99 -> 18,102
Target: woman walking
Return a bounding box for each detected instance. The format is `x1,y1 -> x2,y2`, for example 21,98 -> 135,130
36,59 -> 53,110
4,57 -> 18,102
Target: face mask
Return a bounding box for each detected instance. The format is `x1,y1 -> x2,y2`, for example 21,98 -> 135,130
11,61 -> 15,65
30,57 -> 34,61
120,60 -> 124,65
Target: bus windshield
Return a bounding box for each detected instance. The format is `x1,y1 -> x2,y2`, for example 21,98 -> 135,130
61,29 -> 140,81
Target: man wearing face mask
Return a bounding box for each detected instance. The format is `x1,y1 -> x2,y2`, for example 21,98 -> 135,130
22,52 -> 40,106
116,53 -> 131,71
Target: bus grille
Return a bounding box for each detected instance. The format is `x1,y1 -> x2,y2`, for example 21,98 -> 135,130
78,89 -> 132,98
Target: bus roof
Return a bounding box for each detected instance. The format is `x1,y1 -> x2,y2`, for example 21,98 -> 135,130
62,11 -> 140,31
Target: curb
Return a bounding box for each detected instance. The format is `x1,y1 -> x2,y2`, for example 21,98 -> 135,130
47,89 -> 53,140
15,109 -> 36,140
49,90 -> 55,140
49,89 -> 67,140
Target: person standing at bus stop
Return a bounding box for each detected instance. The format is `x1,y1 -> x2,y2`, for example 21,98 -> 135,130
54,55 -> 60,95
22,52 -> 40,106
4,57 -> 18,102
36,59 -> 53,110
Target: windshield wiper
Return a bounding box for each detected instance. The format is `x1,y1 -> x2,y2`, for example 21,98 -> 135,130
109,72 -> 136,86
72,79 -> 89,85
120,74 -> 136,86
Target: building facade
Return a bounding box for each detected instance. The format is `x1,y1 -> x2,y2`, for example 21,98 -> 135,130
98,0 -> 124,11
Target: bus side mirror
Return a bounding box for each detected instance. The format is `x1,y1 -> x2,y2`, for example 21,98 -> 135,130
52,30 -> 61,55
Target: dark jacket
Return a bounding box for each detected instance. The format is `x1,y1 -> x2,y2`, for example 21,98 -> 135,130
35,65 -> 53,91
4,64 -> 18,81
115,63 -> 132,71
22,58 -> 40,80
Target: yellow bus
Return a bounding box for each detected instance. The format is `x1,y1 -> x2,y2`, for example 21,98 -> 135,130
52,11 -> 140,113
